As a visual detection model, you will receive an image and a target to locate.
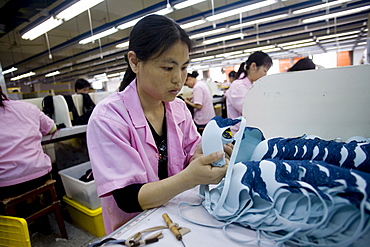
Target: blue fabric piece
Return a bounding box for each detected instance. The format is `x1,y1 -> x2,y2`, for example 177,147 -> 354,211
360,144 -> 370,173
212,115 -> 241,128
342,141 -> 357,169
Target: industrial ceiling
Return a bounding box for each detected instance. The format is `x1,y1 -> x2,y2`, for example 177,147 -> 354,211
0,0 -> 368,88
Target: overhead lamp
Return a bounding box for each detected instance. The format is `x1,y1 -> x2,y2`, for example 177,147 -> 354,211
174,0 -> 207,10
117,18 -> 142,30
293,0 -> 352,15
21,17 -> 63,40
302,5 -> 370,23
2,67 -> 18,75
244,45 -> 276,53
283,42 -> 317,49
191,56 -> 215,62
180,19 -> 206,29
56,0 -> 104,21
279,39 -> 312,47
190,28 -> 227,39
206,0 -> 276,22
116,41 -> 130,48
317,30 -> 359,40
107,72 -> 125,78
230,14 -> 288,29
203,33 -> 244,45
45,71 -> 60,77
216,51 -> 243,57
319,34 -> 359,43
79,27 -> 118,44
10,72 -> 36,81
21,0 -> 104,40
154,4 -> 174,16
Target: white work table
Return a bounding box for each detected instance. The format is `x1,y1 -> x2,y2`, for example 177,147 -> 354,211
106,186 -> 274,247
42,125 -> 87,143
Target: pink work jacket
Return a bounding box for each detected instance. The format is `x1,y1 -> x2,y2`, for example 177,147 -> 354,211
0,100 -> 54,187
87,80 -> 201,234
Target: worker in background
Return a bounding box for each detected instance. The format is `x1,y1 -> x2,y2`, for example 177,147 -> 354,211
226,51 -> 272,132
73,78 -> 95,125
228,70 -> 237,83
0,85 -> 57,234
87,15 -> 231,234
287,57 -> 316,72
184,71 -> 215,134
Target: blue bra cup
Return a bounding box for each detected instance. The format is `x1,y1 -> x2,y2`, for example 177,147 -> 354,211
250,136 -> 370,173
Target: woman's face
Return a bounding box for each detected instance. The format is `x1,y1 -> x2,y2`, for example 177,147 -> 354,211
185,76 -> 196,88
131,41 -> 190,103
248,63 -> 270,82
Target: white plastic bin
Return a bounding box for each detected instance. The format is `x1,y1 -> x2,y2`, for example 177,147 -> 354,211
58,161 -> 101,209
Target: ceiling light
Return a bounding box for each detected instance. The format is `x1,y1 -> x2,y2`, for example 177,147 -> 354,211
79,27 -> 118,44
2,67 -> 18,75
180,19 -> 206,29
191,56 -> 215,62
10,72 -> 36,81
203,33 -> 244,45
293,0 -> 352,15
116,41 -> 129,48
174,0 -> 206,10
190,28 -> 227,39
283,42 -> 317,49
216,51 -> 243,57
230,14 -> 288,29
117,18 -> 142,30
244,45 -> 276,53
206,0 -> 276,22
21,17 -> 63,40
45,71 -> 60,77
279,39 -> 312,47
56,0 -> 104,21
302,5 -> 370,23
317,30 -> 359,40
154,6 -> 174,16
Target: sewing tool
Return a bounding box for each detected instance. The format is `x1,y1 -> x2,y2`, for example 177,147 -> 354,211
162,213 -> 186,247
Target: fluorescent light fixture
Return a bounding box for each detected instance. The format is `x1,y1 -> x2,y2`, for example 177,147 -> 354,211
302,5 -> 370,23
203,33 -> 244,45
174,0 -> 206,10
116,41 -> 130,48
21,17 -> 63,40
56,0 -> 104,21
317,30 -> 359,40
94,73 -> 107,79
190,28 -> 227,39
283,42 -> 317,49
319,34 -> 359,43
216,51 -> 243,57
92,80 -> 104,89
279,39 -> 312,47
154,6 -> 174,16
117,18 -> 142,30
2,67 -> 18,75
79,27 -> 118,44
10,72 -> 36,81
107,72 -> 124,78
244,45 -> 276,53
230,14 -> 288,29
293,0 -> 352,15
180,19 -> 206,29
206,0 -> 276,22
45,71 -> 60,77
191,56 -> 215,62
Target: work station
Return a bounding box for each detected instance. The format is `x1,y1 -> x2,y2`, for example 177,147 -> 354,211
0,1 -> 369,247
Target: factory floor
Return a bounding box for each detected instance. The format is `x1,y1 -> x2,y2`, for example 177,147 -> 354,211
30,207 -> 101,247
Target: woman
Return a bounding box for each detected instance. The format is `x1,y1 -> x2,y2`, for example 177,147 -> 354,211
184,71 -> 215,134
226,51 -> 272,120
87,15 -> 230,234
0,86 -> 56,197
287,57 -> 316,72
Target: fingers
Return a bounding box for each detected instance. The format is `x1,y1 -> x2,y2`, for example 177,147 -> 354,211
223,143 -> 233,160
197,150 -> 223,165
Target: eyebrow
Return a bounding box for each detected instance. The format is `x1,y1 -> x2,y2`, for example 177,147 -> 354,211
162,59 -> 190,66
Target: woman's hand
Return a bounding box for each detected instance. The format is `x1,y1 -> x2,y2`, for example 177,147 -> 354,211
190,142 -> 234,163
181,151 -> 228,188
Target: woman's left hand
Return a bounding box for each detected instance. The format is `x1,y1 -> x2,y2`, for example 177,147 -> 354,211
190,142 -> 234,163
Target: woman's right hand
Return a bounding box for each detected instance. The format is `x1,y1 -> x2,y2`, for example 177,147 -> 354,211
181,151 -> 228,188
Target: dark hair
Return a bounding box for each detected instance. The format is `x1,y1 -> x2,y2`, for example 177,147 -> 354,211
228,71 -> 237,78
187,71 -> 199,79
75,78 -> 90,92
119,15 -> 194,91
287,57 -> 316,72
0,85 -> 9,108
236,51 -> 272,79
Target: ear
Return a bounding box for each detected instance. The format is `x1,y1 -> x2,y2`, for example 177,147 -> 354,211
249,62 -> 257,71
127,51 -> 140,73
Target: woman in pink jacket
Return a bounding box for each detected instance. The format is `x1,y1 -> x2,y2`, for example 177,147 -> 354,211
87,15 -> 231,234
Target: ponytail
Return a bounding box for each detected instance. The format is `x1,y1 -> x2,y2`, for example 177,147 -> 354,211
119,54 -> 137,91
236,62 -> 246,79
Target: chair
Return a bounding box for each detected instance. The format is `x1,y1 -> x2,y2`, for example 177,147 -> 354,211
0,179 -> 68,239
0,215 -> 31,247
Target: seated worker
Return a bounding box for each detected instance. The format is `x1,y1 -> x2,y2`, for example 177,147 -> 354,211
87,14 -> 231,234
184,71 -> 216,134
228,70 -> 237,83
0,86 -> 57,234
74,78 -> 96,125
